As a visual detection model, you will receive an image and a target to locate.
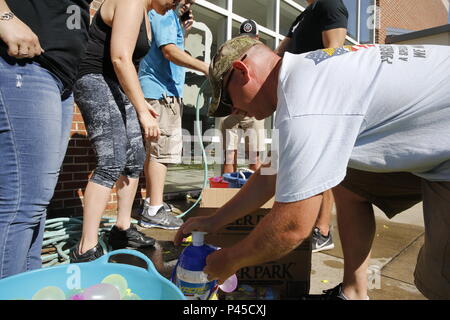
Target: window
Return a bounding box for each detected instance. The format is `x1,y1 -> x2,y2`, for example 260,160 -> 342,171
280,1 -> 302,36
290,0 -> 309,8
359,0 -> 375,43
343,0 -> 358,40
232,0 -> 277,31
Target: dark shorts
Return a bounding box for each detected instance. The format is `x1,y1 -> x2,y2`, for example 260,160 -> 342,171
340,168 -> 450,299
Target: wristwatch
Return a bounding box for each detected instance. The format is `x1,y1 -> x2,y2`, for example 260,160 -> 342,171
0,12 -> 14,21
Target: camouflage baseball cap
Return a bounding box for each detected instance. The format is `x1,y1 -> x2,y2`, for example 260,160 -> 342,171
208,35 -> 263,117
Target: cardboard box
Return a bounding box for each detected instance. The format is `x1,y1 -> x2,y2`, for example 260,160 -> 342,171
206,234 -> 311,300
190,188 -> 311,299
191,188 -> 275,235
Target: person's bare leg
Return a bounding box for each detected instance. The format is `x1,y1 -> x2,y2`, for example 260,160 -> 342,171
115,175 -> 139,230
315,189 -> 334,236
223,149 -> 236,174
79,181 -> 111,254
249,151 -> 262,172
145,157 -> 167,206
333,185 -> 375,300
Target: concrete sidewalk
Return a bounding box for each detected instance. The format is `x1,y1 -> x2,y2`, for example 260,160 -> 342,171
130,199 -> 427,300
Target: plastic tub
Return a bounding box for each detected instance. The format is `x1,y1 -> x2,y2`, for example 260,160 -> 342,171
222,171 -> 252,188
0,249 -> 185,300
209,176 -> 229,188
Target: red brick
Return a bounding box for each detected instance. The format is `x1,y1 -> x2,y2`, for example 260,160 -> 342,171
62,164 -> 88,172
53,190 -> 76,200
377,0 -> 448,43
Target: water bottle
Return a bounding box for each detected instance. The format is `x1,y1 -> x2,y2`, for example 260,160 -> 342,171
172,232 -> 219,300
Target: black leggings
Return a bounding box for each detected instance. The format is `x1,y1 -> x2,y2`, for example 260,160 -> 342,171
74,73 -> 145,188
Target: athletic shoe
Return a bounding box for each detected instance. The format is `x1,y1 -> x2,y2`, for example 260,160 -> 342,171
108,224 -> 156,249
69,242 -> 104,263
300,283 -> 348,300
311,227 -> 335,253
139,205 -> 183,230
142,198 -> 174,214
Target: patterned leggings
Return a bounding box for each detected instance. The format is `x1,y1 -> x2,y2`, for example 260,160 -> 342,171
74,74 -> 145,188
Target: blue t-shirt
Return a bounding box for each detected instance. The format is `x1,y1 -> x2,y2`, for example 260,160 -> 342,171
139,10 -> 185,99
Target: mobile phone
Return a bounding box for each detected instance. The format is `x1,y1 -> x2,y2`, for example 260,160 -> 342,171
180,10 -> 190,22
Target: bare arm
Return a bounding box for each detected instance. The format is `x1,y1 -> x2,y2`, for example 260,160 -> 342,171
0,0 -> 43,58
322,27 -> 347,48
274,36 -> 291,57
109,0 -> 159,139
205,195 -> 323,283
161,44 -> 209,75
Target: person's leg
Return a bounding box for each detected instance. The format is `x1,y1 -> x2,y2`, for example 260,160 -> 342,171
146,160 -> 168,206
140,97 -> 183,229
221,115 -> 240,175
73,74 -> 128,255
414,180 -> 450,299
315,189 -> 334,236
26,94 -> 75,270
0,59 -> 65,278
332,169 -> 422,300
78,181 -> 112,254
333,185 -> 375,299
246,118 -> 265,172
223,150 -> 237,174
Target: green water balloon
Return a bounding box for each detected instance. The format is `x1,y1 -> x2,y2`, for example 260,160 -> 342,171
32,286 -> 66,300
101,274 -> 128,298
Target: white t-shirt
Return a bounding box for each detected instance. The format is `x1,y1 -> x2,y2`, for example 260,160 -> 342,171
274,44 -> 450,203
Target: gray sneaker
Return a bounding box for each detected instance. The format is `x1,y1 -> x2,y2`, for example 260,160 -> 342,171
142,199 -> 174,214
311,227 -> 335,252
139,205 -> 183,230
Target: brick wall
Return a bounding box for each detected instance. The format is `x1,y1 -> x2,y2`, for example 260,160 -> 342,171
48,0 -> 146,217
376,0 -> 449,43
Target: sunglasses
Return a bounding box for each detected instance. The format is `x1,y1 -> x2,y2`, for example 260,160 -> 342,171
220,54 -> 247,113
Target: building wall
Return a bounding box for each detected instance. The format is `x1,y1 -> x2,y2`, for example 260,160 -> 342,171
48,0 -> 448,216
376,0 -> 449,43
393,32 -> 450,46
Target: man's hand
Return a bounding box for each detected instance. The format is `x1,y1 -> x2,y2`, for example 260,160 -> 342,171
0,15 -> 44,58
204,248 -> 238,285
174,216 -> 220,246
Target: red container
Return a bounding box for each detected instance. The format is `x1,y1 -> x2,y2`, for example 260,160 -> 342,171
209,177 -> 229,188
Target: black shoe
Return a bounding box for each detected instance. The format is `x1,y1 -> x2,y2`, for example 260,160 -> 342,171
311,227 -> 335,253
69,242 -> 104,263
108,224 -> 156,249
300,283 -> 348,300
139,206 -> 183,230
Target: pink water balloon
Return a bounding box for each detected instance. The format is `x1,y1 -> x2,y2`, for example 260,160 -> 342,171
219,274 -> 238,293
81,283 -> 121,300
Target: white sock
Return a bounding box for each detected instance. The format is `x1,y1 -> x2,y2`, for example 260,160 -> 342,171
146,205 -> 163,216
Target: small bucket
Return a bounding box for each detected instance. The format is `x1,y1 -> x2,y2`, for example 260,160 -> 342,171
209,176 -> 229,188
222,171 -> 252,188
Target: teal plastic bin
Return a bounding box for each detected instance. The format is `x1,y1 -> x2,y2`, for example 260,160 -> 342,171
0,249 -> 185,300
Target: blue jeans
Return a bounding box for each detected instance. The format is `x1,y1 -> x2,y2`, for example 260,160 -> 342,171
0,57 -> 73,279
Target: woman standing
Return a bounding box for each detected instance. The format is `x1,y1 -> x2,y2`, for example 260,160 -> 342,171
71,0 -> 180,263
0,0 -> 93,279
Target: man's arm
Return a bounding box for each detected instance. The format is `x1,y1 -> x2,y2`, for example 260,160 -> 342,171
0,0 -> 43,58
274,36 -> 291,57
204,195 -> 323,283
161,44 -> 209,75
322,27 -> 347,48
